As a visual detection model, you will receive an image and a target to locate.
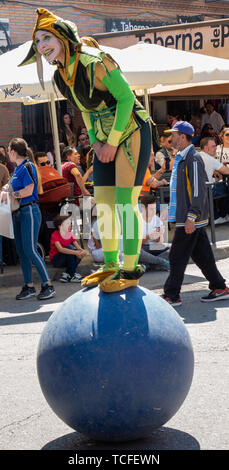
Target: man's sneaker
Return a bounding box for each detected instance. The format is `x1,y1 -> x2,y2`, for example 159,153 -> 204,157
163,295 -> 182,307
60,272 -> 71,283
70,273 -> 83,283
16,285 -> 36,300
201,287 -> 229,302
214,217 -> 227,225
37,284 -> 56,300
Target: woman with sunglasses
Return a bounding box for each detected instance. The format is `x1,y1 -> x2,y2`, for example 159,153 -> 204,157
196,123 -> 221,147
7,138 -> 55,301
216,127 -> 229,166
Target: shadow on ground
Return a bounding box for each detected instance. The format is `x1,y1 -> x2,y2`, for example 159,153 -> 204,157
42,426 -> 200,451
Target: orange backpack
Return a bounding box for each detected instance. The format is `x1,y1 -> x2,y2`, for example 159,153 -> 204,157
38,166 -> 71,204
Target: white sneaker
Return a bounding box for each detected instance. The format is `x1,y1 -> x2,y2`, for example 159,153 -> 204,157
214,217 -> 227,225
60,272 -> 71,283
225,214 -> 229,222
70,273 -> 83,283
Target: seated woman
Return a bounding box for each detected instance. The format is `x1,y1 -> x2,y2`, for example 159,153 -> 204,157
59,112 -> 77,148
50,214 -> 86,282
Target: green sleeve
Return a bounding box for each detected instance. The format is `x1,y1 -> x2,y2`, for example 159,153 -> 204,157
102,68 -> 135,147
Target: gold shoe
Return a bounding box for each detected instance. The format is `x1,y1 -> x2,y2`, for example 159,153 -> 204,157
99,265 -> 145,293
81,262 -> 119,288
100,276 -> 139,293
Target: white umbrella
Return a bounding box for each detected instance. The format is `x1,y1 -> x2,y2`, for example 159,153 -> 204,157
0,41 -> 63,102
0,42 -> 63,173
126,46 -> 229,97
0,41 -> 194,101
100,42 -> 194,90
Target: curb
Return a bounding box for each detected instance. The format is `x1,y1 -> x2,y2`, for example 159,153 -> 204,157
1,241 -> 229,289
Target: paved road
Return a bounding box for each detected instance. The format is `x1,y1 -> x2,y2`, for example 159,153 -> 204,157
0,259 -> 228,451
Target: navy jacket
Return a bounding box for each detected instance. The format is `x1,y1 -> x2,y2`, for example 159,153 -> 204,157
175,145 -> 209,227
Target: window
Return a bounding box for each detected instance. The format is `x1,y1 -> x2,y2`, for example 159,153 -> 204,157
0,19 -> 10,53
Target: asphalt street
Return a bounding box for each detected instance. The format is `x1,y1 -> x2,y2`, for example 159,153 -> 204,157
0,257 -> 228,452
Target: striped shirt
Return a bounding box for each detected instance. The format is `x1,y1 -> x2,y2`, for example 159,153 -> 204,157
168,145 -> 193,223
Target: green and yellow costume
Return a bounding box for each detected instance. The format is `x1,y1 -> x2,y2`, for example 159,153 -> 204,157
20,8 -> 152,292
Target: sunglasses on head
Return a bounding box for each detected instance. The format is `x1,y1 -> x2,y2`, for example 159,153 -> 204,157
40,161 -> 50,166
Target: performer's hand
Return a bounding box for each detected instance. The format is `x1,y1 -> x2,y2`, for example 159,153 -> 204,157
95,143 -> 117,163
185,218 -> 196,234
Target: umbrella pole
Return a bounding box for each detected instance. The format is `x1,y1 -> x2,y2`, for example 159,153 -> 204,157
49,92 -> 62,175
143,88 -> 152,137
143,89 -> 150,116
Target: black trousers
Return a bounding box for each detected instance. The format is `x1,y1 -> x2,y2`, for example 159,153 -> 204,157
164,227 -> 226,300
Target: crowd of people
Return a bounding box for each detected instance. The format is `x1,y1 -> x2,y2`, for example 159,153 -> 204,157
1,100 -> 229,303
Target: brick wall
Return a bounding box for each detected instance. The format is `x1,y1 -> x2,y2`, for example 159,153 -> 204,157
0,0 -> 229,144
0,103 -> 22,146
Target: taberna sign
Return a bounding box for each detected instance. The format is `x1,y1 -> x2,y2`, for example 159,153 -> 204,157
97,18 -> 229,60
138,23 -> 229,57
106,17 -> 204,33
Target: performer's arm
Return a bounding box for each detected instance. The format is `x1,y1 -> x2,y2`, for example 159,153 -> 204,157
89,57 -> 135,162
94,57 -> 135,147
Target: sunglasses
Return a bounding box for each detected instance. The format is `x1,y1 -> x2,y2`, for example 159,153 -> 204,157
40,161 -> 50,166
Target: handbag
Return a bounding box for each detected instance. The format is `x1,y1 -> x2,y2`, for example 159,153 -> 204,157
0,192 -> 14,239
1,182 -> 20,211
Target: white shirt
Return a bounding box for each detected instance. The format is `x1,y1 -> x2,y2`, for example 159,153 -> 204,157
199,151 -> 222,183
216,145 -> 229,166
155,148 -> 173,168
201,110 -> 225,134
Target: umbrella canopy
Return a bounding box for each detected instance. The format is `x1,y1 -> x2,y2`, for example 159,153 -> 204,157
100,42 -> 193,89
0,41 -> 63,103
0,41 -> 194,103
129,46 -> 229,97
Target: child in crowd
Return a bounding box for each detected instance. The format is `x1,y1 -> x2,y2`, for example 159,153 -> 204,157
50,214 -> 86,282
139,196 -> 170,271
88,213 -> 123,264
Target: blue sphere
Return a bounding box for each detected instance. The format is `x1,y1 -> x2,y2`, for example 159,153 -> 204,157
37,286 -> 194,442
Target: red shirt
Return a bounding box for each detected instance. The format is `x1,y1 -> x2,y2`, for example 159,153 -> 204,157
49,230 -> 76,260
61,161 -> 81,205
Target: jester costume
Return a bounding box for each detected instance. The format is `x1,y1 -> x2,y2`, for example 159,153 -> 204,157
20,8 -> 152,292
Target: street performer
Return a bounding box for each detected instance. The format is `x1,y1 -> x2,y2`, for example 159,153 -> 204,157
20,8 -> 151,292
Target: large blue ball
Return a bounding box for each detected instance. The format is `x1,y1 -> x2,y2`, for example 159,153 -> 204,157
37,287 -> 194,442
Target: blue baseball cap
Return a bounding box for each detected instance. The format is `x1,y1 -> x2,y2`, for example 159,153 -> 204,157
164,121 -> 194,136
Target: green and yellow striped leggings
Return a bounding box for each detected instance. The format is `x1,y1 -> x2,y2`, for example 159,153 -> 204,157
93,121 -> 151,271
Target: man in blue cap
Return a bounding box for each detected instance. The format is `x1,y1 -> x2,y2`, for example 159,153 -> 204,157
162,121 -> 229,306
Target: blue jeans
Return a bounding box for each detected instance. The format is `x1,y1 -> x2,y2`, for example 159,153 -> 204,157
51,244 -> 81,277
12,204 -> 50,285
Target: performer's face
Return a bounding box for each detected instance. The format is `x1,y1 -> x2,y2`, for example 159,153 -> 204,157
34,30 -> 65,65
